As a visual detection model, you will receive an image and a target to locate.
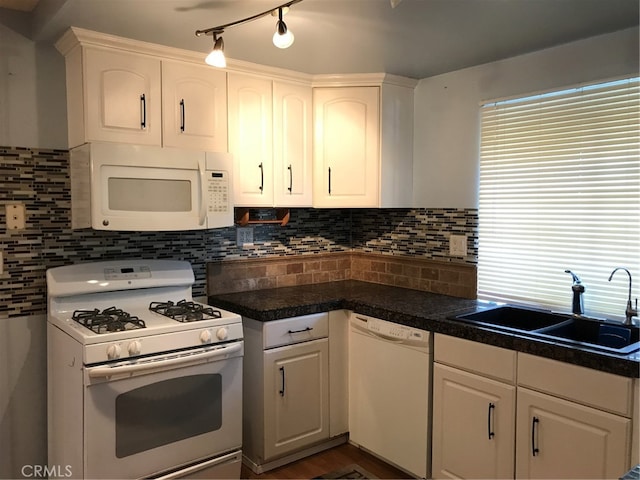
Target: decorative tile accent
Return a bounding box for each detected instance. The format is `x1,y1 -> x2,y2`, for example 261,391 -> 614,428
207,252 -> 352,295
0,146 -> 478,319
350,252 -> 477,299
208,252 -> 476,299
352,208 -> 478,263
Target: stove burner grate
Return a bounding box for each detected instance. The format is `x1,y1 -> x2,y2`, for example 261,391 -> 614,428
149,299 -> 222,323
72,307 -> 146,334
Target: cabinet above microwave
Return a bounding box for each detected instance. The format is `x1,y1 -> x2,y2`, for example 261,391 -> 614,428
70,142 -> 234,231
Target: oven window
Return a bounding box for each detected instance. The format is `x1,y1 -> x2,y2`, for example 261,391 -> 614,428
115,374 -> 222,458
108,177 -> 192,212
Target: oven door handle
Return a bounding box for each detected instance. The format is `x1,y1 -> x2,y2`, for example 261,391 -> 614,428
87,342 -> 242,379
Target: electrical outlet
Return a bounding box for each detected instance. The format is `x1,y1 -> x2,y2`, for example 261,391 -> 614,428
6,203 -> 26,230
449,234 -> 467,257
236,227 -> 254,247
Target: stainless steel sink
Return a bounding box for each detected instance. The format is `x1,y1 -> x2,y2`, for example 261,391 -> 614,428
450,306 -> 569,332
449,306 -> 640,354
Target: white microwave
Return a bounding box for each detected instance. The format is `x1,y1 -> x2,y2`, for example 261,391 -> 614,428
70,142 -> 234,231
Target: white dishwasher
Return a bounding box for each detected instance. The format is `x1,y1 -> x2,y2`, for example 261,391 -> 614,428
349,313 -> 432,479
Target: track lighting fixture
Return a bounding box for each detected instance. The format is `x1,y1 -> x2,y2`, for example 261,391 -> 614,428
273,7 -> 294,49
205,32 -> 226,68
196,0 -> 303,67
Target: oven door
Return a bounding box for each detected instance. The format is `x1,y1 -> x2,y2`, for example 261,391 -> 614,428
83,342 -> 242,479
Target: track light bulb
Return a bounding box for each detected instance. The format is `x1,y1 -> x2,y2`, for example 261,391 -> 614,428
205,34 -> 226,68
273,8 -> 294,49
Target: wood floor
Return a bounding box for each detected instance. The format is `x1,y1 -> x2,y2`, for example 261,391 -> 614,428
240,443 -> 414,479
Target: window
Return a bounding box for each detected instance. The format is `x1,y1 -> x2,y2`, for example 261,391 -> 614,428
478,77 -> 639,319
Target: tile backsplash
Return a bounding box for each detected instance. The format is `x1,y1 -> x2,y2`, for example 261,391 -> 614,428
0,146 -> 478,318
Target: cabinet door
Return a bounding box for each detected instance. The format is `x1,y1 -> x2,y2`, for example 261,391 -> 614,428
273,81 -> 313,207
516,387 -> 630,479
161,61 -> 227,151
432,363 -> 516,479
228,73 -> 273,206
84,47 -> 161,145
264,339 -> 329,460
313,87 -> 380,208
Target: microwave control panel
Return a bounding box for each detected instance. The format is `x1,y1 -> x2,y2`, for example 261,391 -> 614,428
207,171 -> 230,213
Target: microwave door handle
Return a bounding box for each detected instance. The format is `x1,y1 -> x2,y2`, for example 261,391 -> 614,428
198,158 -> 207,226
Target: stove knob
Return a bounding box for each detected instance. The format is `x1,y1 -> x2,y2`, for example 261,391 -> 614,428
216,327 -> 228,341
128,340 -> 142,356
200,330 -> 212,344
107,344 -> 121,360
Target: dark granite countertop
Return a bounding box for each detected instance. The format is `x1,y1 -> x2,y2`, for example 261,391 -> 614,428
209,280 -> 640,378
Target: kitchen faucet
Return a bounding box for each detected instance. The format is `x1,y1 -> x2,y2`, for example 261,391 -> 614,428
608,267 -> 638,326
564,270 -> 585,315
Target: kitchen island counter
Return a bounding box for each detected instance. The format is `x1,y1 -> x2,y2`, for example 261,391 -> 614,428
208,280 -> 640,378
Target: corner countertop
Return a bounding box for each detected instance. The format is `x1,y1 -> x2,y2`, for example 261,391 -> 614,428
208,280 -> 640,378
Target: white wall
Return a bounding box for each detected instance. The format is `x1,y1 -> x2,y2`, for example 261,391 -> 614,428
413,27 -> 640,208
0,23 -> 67,149
0,315 -> 47,479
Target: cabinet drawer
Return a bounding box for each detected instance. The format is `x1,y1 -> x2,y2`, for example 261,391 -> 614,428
263,313 -> 329,349
518,353 -> 633,417
434,334 -> 516,384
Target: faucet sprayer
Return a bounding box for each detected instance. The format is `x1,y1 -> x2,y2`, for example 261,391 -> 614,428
564,270 -> 585,315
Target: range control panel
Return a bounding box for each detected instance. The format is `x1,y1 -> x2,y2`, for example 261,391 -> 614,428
104,265 -> 152,280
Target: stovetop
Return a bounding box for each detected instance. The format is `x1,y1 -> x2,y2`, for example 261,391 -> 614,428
71,300 -> 225,334
72,306 -> 147,334
46,260 -> 243,364
149,300 -> 223,323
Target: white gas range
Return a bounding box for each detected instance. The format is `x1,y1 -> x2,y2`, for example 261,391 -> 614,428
46,259 -> 243,480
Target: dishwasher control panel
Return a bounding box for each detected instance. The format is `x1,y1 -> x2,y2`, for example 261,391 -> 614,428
368,319 -> 420,340
352,314 -> 430,348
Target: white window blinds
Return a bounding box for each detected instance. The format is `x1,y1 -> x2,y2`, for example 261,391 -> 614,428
478,77 -> 640,319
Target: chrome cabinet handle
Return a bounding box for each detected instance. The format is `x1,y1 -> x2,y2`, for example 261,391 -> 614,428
532,416 -> 540,456
180,99 -> 185,132
488,403 -> 495,439
279,366 -> 285,397
259,163 -> 264,192
287,165 -> 293,193
328,167 -> 332,195
140,94 -> 147,129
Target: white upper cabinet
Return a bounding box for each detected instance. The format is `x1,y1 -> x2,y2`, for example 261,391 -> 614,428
82,47 -> 162,147
273,81 -> 313,207
161,60 -> 227,151
56,27 -> 227,151
228,73 -> 274,207
313,75 -> 416,208
229,73 -> 313,207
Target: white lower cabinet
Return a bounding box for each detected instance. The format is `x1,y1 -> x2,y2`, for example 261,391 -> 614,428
515,387 -> 630,479
515,353 -> 632,479
433,335 -> 634,480
432,334 -> 517,480
242,313 -> 342,474
433,364 -> 515,479
263,338 -> 329,460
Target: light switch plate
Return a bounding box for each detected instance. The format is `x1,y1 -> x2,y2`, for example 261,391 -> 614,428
449,234 -> 467,257
6,203 -> 26,230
